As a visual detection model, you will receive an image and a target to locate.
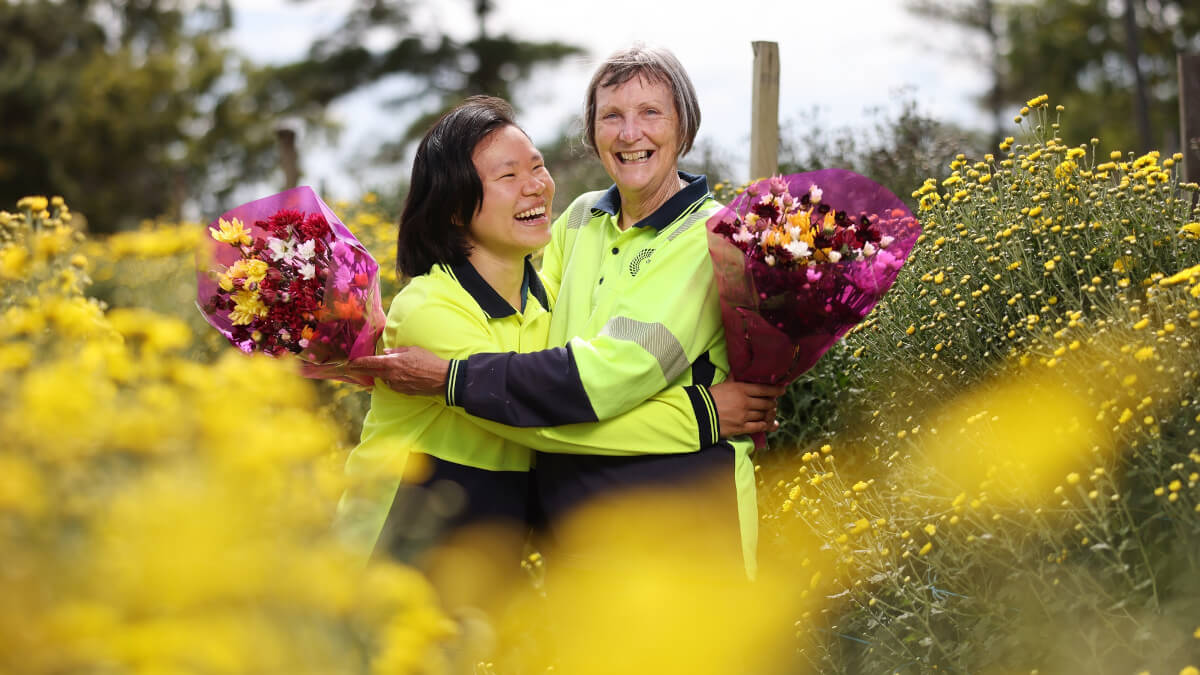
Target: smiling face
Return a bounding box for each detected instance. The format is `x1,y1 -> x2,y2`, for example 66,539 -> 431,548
592,75 -> 681,214
466,124 -> 555,260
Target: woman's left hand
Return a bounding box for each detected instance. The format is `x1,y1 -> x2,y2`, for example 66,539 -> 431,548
345,346 -> 450,396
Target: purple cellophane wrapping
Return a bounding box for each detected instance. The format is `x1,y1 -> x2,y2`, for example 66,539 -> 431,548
707,169 -> 921,441
196,186 -> 386,386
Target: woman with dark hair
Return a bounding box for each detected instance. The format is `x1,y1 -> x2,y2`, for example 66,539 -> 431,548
337,96 -> 773,621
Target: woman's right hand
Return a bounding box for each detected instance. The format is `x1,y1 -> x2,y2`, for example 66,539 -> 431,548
708,381 -> 787,438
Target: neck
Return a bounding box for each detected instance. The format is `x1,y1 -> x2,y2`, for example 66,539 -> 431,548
618,171 -> 686,230
467,246 -> 526,311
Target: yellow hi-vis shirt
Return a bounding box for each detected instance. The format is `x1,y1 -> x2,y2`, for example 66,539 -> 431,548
336,258 -> 710,558
444,173 -> 759,577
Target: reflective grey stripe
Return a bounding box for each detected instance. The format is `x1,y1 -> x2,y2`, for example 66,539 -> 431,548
665,207 -> 718,241
599,316 -> 689,382
566,192 -> 604,230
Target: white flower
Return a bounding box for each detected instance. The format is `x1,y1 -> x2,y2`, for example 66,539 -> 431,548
764,254 -> 776,267
267,237 -> 296,262
879,235 -> 895,249
295,239 -> 317,260
809,184 -> 823,203
732,226 -> 754,244
299,262 -> 317,280
783,240 -> 810,259
828,250 -> 842,263
862,242 -> 877,257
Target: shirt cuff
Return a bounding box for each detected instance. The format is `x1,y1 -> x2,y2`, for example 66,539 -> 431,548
445,358 -> 467,407
684,384 -> 719,448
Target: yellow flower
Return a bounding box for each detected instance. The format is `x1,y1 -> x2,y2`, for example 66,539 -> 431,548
918,542 -> 933,556
0,244 -> 29,280
924,524 -> 937,537
0,453 -> 46,517
1159,264 -> 1200,287
1181,222 -> 1200,238
229,258 -> 269,284
1026,94 -> 1049,107
17,195 -> 49,212
209,217 -> 253,246
1134,346 -> 1155,362
229,289 -> 268,326
0,342 -> 34,371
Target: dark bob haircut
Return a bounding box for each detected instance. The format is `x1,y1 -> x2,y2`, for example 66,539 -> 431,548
396,95 -> 517,278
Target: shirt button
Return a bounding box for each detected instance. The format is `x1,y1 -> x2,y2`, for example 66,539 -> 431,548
611,247 -> 619,254
598,277 -> 604,285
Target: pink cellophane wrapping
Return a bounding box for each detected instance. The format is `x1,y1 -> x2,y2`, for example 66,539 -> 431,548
196,186 -> 386,386
706,169 -> 921,444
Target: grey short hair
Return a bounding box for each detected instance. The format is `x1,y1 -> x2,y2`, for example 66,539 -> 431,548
582,44 -> 701,158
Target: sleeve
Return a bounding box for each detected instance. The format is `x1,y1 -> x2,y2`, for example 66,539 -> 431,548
452,384 -> 719,456
447,205 -> 724,426
396,291 -> 720,455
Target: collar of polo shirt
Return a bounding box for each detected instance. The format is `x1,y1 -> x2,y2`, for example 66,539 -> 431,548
446,256 -> 549,318
592,171 -> 711,232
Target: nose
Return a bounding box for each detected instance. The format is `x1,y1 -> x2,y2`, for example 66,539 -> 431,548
522,173 -> 547,195
618,114 -> 641,143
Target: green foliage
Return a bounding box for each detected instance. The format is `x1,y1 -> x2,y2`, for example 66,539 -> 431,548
909,0 -> 1200,154
285,0 -> 583,160
0,0 -> 312,233
761,97 -> 1200,673
763,96 -> 984,449
779,95 -> 984,213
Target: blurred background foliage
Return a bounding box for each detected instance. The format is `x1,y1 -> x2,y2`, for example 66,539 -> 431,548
3,0 -> 1200,671
3,0 -> 1196,233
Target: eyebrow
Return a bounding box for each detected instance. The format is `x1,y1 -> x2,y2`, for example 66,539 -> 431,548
491,153 -> 544,171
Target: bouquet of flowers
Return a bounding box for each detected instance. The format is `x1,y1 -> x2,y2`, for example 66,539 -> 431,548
196,186 -> 386,386
707,169 -> 921,443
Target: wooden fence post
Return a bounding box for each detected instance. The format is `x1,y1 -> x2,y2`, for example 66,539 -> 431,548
276,126 -> 301,190
1180,52 -> 1200,211
750,41 -> 780,181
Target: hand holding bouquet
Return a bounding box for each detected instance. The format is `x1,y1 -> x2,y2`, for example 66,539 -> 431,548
197,186 -> 386,386
707,169 -> 920,442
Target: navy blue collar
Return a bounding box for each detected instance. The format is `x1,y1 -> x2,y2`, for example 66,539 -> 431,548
592,171 -> 710,232
448,256 -> 549,319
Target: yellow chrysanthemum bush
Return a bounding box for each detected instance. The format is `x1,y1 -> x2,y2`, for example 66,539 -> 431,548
0,197 -> 454,674
762,98 -> 1200,673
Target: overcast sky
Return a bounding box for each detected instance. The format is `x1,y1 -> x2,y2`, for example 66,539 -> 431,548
229,0 -> 991,198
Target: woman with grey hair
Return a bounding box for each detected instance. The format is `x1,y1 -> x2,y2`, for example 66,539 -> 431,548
351,44 -> 781,577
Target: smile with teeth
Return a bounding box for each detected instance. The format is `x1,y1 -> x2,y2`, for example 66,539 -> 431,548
515,206 -> 546,221
618,150 -> 652,162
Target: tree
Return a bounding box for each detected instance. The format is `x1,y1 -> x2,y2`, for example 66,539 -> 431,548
0,0 -> 310,232
908,0 -> 1200,154
908,0 -> 1008,145
276,0 -> 583,162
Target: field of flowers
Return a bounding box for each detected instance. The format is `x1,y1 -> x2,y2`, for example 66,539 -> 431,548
1,96 -> 1198,674
754,97 -> 1200,674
